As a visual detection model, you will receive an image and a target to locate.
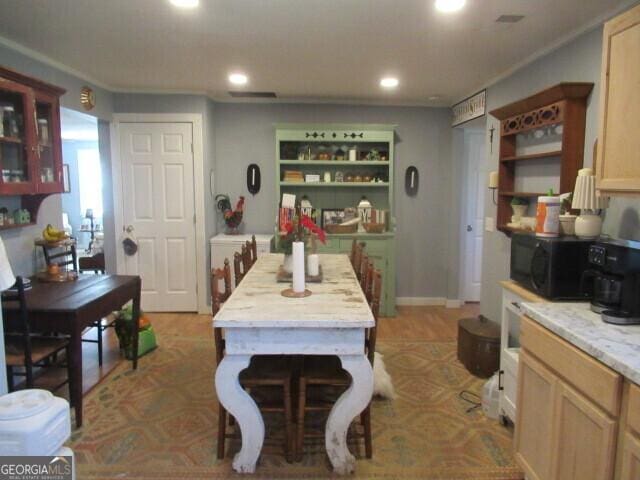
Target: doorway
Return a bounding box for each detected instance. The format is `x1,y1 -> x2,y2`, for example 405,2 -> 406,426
112,114 -> 207,313
460,127 -> 486,302
60,108 -> 104,259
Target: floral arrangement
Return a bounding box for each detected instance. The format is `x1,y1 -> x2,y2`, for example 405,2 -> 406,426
279,211 -> 326,255
216,194 -> 245,232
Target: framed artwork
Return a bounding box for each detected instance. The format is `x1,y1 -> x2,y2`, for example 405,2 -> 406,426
62,164 -> 71,193
321,208 -> 345,229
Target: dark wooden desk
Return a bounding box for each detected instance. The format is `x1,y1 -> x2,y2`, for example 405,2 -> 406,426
2,274 -> 141,427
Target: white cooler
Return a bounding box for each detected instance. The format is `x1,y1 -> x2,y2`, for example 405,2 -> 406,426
0,390 -> 71,456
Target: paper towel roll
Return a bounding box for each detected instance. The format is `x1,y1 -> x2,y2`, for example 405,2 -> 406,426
307,254 -> 319,277
292,242 -> 306,293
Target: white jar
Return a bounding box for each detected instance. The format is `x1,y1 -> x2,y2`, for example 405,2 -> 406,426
535,196 -> 561,238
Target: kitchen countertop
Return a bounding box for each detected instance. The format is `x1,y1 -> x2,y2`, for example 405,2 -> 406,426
521,302 -> 640,385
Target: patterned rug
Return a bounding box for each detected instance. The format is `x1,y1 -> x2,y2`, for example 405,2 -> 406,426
68,328 -> 523,480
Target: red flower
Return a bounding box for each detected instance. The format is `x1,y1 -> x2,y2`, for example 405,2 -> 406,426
301,215 -> 326,244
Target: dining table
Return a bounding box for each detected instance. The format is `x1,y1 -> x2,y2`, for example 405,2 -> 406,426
214,253 -> 375,475
2,274 -> 141,427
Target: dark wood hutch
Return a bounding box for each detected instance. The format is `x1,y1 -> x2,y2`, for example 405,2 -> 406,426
0,65 -> 66,230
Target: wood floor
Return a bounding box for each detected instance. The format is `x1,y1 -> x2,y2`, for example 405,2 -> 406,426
33,303 -> 480,398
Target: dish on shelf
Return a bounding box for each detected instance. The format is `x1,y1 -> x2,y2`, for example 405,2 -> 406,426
363,222 -> 386,234
325,223 -> 358,234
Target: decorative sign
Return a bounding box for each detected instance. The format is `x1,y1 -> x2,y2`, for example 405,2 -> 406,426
452,90 -> 486,127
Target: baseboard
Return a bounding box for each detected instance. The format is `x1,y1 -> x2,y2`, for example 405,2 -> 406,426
396,297 -> 464,308
396,297 -> 446,306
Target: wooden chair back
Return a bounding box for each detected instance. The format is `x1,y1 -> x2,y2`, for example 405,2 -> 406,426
350,239 -> 357,267
41,242 -> 78,273
242,243 -> 252,274
233,251 -> 245,286
1,277 -> 33,370
367,269 -> 382,366
359,253 -> 369,288
353,243 -> 364,280
250,235 -> 258,266
362,260 -> 374,303
211,259 -> 232,365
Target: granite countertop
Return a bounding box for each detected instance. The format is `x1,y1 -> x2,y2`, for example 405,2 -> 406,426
521,302 -> 640,385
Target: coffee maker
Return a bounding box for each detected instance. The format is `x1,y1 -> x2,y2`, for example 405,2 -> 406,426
581,239 -> 640,325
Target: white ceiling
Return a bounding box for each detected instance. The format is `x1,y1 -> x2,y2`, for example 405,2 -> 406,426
0,0 -> 634,105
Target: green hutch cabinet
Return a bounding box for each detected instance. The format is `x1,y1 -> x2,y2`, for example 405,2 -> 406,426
275,124 -> 396,316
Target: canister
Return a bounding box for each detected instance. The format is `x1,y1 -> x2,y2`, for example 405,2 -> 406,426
535,196 -> 561,237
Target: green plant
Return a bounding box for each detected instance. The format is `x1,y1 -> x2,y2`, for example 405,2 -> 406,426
510,197 -> 529,206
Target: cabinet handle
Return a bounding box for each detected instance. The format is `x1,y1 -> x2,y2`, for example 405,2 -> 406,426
498,370 -> 504,391
511,301 -> 521,310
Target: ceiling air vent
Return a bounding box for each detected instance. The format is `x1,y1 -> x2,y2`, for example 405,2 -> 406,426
496,15 -> 525,23
228,91 -> 277,98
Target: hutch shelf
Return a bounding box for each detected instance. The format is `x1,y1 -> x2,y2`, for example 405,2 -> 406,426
0,65 -> 66,229
490,82 -> 593,235
275,124 -> 396,316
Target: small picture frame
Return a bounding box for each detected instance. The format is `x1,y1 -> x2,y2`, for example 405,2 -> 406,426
334,171 -> 344,183
62,164 -> 71,193
321,208 -> 345,229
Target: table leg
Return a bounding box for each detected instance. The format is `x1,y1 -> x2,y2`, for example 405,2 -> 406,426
215,354 -> 264,473
131,277 -> 141,370
325,354 -> 374,475
70,328 -> 84,428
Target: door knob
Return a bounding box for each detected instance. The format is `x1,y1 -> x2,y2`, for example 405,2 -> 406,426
125,225 -> 134,233
467,225 -> 473,232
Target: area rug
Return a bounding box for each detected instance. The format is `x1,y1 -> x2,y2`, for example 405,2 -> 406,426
68,330 -> 523,480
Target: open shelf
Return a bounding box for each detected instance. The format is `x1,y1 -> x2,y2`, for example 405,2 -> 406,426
279,160 -> 390,166
499,191 -> 547,198
0,221 -> 36,231
0,136 -> 23,144
280,182 -> 389,187
500,150 -> 563,162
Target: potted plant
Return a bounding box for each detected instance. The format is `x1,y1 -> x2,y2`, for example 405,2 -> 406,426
510,197 -> 529,222
558,192 -> 577,236
278,210 -> 326,273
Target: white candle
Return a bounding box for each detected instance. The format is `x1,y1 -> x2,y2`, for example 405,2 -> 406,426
488,171 -> 499,189
307,254 -> 319,277
292,241 -> 306,293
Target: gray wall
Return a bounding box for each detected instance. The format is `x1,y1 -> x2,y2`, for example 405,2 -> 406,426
479,25 -> 640,323
211,103 -> 454,298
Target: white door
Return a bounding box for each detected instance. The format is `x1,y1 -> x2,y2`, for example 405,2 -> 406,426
463,130 -> 485,302
120,122 -> 197,312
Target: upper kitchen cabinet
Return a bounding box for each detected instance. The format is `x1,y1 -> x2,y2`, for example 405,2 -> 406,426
595,4 -> 640,196
0,66 -> 65,196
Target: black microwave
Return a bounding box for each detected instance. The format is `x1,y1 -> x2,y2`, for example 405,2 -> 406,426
510,233 -> 593,300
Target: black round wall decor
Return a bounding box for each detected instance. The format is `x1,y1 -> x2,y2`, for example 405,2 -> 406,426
405,166 -> 419,196
247,164 -> 261,195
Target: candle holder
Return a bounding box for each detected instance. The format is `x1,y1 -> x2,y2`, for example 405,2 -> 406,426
281,288 -> 312,298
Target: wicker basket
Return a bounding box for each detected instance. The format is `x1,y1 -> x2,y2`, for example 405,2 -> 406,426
363,223 -> 386,234
325,223 -> 358,234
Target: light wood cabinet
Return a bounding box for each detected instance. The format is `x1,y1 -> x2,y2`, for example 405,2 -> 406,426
596,4 -> 640,195
618,382 -> 640,480
514,351 -> 556,480
515,316 -> 621,480
551,382 -> 617,480
620,433 -> 640,480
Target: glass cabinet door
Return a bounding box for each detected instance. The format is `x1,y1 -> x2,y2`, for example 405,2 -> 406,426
0,78 -> 36,194
34,93 -> 62,193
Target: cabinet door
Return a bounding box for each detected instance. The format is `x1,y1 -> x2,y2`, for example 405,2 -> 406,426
596,4 -> 640,194
551,382 -> 617,480
34,91 -> 63,194
0,77 -> 37,195
514,351 -> 557,480
620,432 -> 640,480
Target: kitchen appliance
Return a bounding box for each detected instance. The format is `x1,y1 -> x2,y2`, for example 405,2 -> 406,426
510,232 -> 593,300
581,239 -> 640,325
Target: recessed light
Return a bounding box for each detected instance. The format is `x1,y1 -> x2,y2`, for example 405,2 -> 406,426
169,0 -> 199,8
429,95 -> 441,101
380,77 -> 399,89
229,73 -> 248,86
435,0 -> 466,13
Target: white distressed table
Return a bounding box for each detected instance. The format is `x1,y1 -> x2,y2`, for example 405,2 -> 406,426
214,253 -> 375,474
